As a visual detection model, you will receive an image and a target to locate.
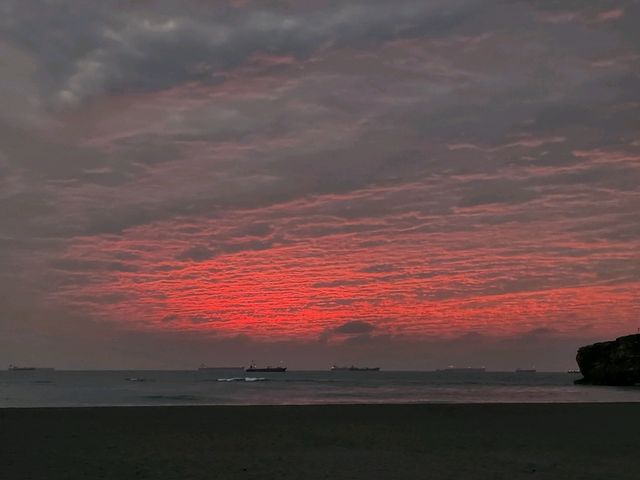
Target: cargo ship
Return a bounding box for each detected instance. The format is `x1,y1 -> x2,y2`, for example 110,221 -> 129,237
244,361 -> 286,373
435,366 -> 486,373
330,365 -> 380,371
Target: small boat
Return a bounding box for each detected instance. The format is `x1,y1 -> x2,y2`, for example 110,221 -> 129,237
567,369 -> 581,374
330,365 -> 380,371
7,364 -> 54,371
515,368 -> 537,373
436,367 -> 486,373
125,377 -> 147,382
197,364 -> 242,371
244,361 -> 286,373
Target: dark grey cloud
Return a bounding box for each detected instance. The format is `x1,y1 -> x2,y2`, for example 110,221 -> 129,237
177,245 -> 215,262
524,327 -> 557,337
50,258 -> 140,273
177,238 -> 275,262
458,182 -> 539,208
359,264 -> 398,274
2,0 -> 638,240
333,320 -> 376,335
312,279 -> 370,289
1,0 -> 483,109
232,222 -> 273,238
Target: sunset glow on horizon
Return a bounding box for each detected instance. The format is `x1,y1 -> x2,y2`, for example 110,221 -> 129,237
48,178 -> 640,340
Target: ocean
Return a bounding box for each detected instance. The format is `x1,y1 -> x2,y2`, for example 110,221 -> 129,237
1,369 -> 640,408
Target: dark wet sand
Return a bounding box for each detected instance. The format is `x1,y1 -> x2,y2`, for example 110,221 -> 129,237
1,403 -> 639,479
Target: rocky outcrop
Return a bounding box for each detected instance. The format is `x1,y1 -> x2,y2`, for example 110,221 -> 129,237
575,334 -> 640,386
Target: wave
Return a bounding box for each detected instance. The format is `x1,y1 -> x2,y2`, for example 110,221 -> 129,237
217,377 -> 268,382
142,394 -> 199,401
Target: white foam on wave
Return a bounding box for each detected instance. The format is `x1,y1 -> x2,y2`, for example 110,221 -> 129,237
217,377 -> 268,382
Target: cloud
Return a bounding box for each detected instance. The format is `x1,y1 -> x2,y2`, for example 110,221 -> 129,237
522,327 -> 557,337
458,181 -> 538,207
50,258 -> 140,273
312,279 -> 369,289
177,245 -> 215,262
1,0 -> 639,368
333,320 -> 377,335
2,0 -> 483,109
359,264 -> 398,274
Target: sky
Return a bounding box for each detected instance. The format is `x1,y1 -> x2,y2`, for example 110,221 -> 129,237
1,0 -> 639,370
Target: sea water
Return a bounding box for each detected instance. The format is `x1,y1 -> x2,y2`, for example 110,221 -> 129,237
1,369 -> 639,408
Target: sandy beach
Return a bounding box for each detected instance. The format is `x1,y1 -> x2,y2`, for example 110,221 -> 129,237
1,403 -> 639,479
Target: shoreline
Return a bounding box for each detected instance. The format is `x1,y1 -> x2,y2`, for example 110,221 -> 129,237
2,399 -> 640,409
2,403 -> 640,479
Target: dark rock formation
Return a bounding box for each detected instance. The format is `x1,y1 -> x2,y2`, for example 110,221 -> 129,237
575,334 -> 640,386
